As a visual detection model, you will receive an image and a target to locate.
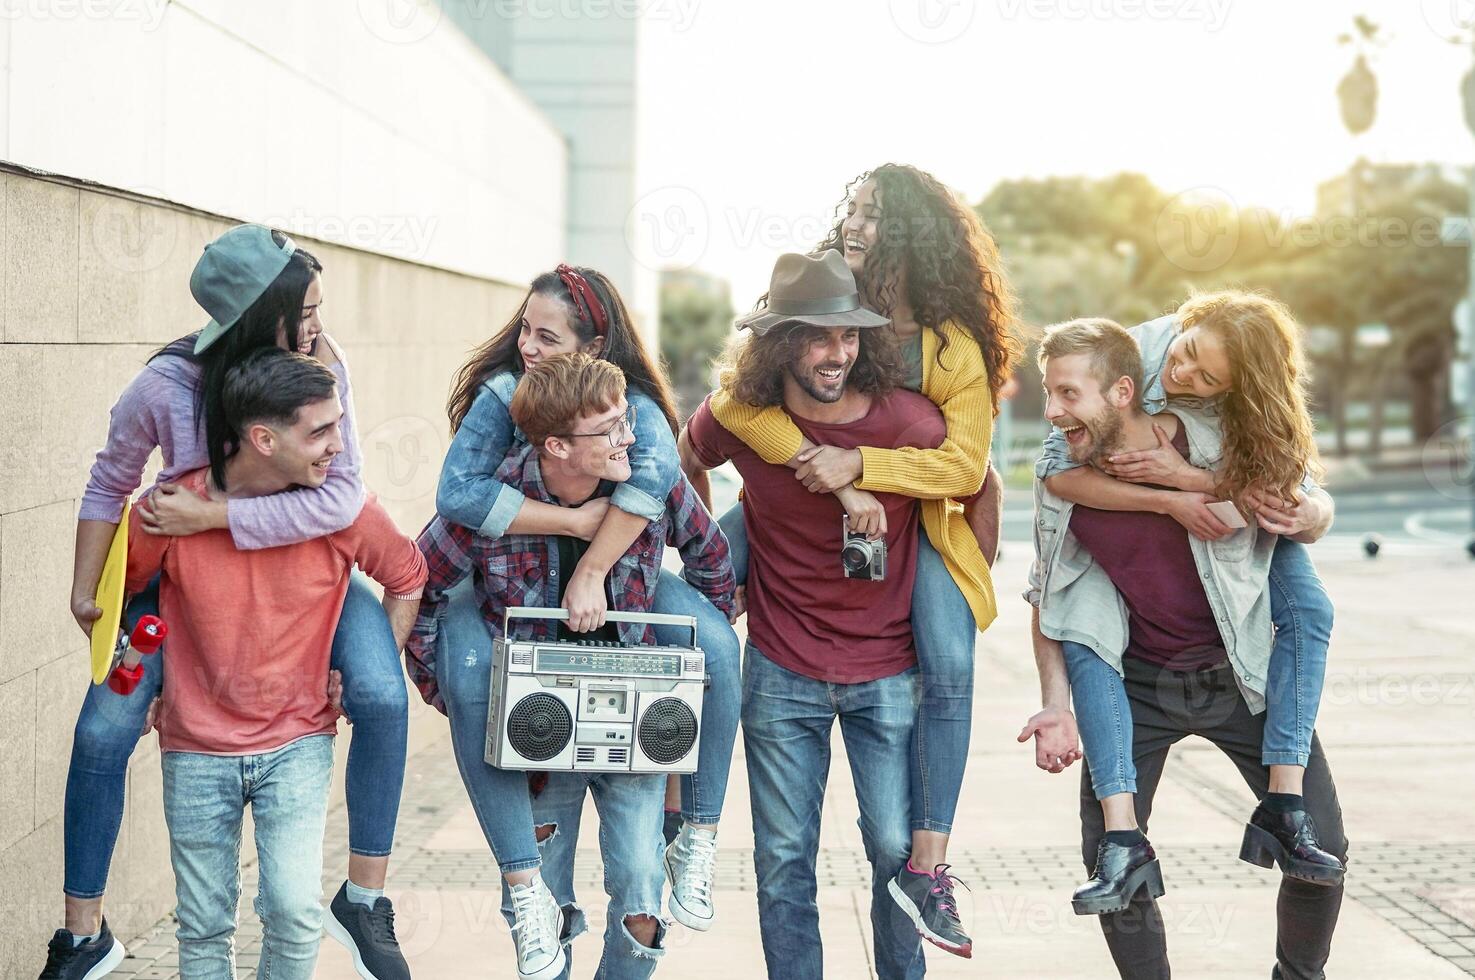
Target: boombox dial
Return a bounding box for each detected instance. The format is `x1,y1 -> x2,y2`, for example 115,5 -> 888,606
486,607 -> 707,774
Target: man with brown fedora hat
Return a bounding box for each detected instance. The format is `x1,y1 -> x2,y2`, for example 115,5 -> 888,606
679,251 -> 943,978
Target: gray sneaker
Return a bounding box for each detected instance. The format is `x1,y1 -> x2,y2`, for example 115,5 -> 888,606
887,862 -> 972,958
508,873 -> 566,980
664,824 -> 718,931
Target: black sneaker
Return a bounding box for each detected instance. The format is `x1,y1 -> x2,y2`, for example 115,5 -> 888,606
886,862 -> 972,958
324,881 -> 412,980
38,918 -> 125,979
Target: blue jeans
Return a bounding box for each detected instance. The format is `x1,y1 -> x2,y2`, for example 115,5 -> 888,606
438,578 -> 540,874
649,569 -> 741,825
741,644 -> 925,980
1064,536 -> 1335,800
162,734 -> 335,980
1062,640 -> 1138,799
501,771 -> 667,980
720,506 -> 974,835
63,572 -> 407,897
1263,537 -> 1334,767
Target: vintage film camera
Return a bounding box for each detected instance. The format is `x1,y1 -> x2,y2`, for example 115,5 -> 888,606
841,515 -> 887,581
486,607 -> 706,773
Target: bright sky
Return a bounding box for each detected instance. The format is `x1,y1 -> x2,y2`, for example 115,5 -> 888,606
634,0 -> 1475,309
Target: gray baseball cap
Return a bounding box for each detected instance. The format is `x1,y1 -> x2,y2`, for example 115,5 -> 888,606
190,224 -> 299,354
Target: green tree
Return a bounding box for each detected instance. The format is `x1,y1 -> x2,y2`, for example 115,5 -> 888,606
659,276 -> 734,419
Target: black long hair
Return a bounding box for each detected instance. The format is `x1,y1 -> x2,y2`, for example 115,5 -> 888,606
151,230 -> 323,489
447,266 -> 679,438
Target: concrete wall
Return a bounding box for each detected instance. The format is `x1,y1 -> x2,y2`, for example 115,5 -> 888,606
443,2 -> 656,330
0,0 -> 568,283
0,167 -> 525,976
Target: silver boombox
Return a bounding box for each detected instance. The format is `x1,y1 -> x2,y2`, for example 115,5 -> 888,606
486,606 -> 707,773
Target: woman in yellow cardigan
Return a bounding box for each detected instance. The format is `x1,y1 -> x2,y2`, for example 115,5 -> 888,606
711,163 -> 1021,956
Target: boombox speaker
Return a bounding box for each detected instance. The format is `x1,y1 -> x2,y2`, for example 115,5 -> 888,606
486,606 -> 707,773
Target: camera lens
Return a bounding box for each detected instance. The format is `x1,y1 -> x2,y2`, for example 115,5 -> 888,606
841,540 -> 872,572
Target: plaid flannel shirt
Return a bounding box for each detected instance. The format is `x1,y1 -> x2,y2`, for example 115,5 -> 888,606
406,443 -> 736,714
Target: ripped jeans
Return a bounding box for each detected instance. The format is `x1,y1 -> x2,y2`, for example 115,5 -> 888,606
501,770 -> 668,980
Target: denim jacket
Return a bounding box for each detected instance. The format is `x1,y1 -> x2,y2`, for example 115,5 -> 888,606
437,370 -> 680,538
1025,407 -> 1277,713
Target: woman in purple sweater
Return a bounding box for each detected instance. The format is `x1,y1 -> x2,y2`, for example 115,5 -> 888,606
44,226 -> 411,980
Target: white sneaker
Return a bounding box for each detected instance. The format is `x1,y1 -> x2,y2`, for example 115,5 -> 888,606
508,873 -> 566,980
664,824 -> 718,931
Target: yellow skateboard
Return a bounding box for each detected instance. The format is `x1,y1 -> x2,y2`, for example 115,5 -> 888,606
89,501 -> 131,685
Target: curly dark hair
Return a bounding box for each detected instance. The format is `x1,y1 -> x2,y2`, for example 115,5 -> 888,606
717,323 -> 904,408
811,163 -> 1022,414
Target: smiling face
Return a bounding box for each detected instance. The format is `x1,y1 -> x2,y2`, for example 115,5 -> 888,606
276,273 -> 324,355
547,396 -> 634,484
518,291 -> 604,369
1162,325 -> 1232,398
1042,353 -> 1131,465
252,392 -> 344,489
786,325 -> 860,405
839,179 -> 881,279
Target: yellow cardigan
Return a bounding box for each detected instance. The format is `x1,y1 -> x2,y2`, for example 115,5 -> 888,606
709,320 -> 997,632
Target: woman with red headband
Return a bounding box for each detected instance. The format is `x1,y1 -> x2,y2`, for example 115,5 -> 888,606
429,266 -> 742,977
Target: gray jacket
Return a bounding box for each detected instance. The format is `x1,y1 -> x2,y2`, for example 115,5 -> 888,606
1025,407 -> 1277,712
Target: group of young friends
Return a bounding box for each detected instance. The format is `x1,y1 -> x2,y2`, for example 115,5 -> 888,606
40,162 -> 1347,980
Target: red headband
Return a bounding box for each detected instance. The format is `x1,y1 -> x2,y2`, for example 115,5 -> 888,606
555,264 -> 609,337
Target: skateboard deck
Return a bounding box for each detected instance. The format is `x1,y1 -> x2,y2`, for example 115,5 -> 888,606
90,500 -> 131,685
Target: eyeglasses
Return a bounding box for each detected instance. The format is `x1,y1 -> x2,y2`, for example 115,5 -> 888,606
559,404 -> 637,448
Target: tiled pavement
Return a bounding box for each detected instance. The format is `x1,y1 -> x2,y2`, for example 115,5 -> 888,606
105,551 -> 1475,978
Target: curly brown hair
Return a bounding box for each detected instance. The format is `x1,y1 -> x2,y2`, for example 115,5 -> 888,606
815,164 -> 1022,414
1176,291 -> 1325,505
717,324 -> 905,408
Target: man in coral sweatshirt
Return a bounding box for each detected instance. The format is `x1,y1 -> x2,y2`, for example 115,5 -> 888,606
124,348 -> 427,980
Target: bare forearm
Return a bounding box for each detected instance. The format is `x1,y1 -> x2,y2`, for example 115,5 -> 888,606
574,507 -> 648,583
73,519 -> 119,602
1031,607 -> 1071,709
1291,489 -> 1335,544
506,498 -> 583,537
964,465 -> 1003,566
689,468 -> 713,512
1045,466 -> 1176,515
782,435 -> 819,468
382,595 -> 419,651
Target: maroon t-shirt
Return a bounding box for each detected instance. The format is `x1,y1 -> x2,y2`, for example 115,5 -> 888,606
686,390 -> 945,683
1066,423 -> 1227,672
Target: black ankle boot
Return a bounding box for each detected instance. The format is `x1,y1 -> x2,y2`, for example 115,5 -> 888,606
1240,802 -> 1345,885
1072,837 -> 1166,915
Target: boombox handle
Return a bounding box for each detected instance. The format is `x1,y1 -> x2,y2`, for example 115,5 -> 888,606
502,605 -> 699,650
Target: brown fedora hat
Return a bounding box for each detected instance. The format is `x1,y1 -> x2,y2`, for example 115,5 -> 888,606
735,251 -> 890,335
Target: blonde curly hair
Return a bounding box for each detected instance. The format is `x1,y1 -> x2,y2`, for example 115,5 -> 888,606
1176,290 -> 1324,504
